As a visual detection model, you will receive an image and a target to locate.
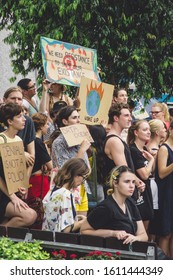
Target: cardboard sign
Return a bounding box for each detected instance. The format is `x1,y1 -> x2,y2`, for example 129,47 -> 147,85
0,141 -> 29,194
78,76 -> 114,125
60,124 -> 94,147
40,36 -> 100,87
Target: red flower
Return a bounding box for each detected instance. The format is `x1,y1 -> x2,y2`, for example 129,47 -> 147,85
115,251 -> 121,256
59,249 -> 67,258
104,252 -> 112,257
52,251 -> 58,256
88,251 -> 102,256
70,254 -> 77,259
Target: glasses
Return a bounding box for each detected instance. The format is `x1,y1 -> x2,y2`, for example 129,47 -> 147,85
78,174 -> 88,182
26,83 -> 36,90
150,111 -> 162,115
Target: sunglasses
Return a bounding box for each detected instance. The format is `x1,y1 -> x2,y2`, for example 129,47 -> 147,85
26,83 -> 36,90
78,174 -> 88,182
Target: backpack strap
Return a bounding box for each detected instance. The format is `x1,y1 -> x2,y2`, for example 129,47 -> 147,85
0,134 -> 7,143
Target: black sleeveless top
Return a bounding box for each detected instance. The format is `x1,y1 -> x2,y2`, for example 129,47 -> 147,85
103,134 -> 135,183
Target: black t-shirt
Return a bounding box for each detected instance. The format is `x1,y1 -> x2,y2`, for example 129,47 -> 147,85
32,137 -> 51,173
129,143 -> 154,220
17,115 -> 36,151
87,195 -> 141,235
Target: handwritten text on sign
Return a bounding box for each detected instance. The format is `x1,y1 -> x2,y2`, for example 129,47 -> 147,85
40,36 -> 100,87
0,141 -> 29,194
60,124 -> 94,147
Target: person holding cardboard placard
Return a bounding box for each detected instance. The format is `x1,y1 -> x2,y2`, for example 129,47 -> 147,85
2,86 -> 36,178
51,106 -> 91,216
0,103 -> 37,227
39,80 -> 73,119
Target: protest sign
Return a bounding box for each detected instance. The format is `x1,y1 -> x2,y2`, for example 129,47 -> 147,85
60,124 -> 94,147
40,36 -> 100,87
0,141 -> 29,194
132,100 -> 149,120
78,76 -> 114,125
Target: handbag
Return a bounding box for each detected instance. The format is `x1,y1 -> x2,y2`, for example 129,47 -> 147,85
27,171 -> 45,228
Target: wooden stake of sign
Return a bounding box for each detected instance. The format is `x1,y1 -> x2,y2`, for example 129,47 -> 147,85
0,141 -> 29,195
60,124 -> 94,147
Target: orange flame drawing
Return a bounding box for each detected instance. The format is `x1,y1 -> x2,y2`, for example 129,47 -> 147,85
87,82 -> 104,100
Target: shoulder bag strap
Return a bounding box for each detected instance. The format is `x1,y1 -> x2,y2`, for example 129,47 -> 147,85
0,134 -> 7,143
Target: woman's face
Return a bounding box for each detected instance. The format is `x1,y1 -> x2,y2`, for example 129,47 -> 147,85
8,112 -> 26,130
41,120 -> 49,135
115,171 -> 135,197
73,174 -> 87,188
157,123 -> 167,141
50,83 -> 63,94
151,106 -> 164,121
66,110 -> 80,126
135,121 -> 151,142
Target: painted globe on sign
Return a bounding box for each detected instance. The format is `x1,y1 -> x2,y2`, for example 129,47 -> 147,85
86,90 -> 100,116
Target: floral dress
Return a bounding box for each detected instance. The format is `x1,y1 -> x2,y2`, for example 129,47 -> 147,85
42,186 -> 76,232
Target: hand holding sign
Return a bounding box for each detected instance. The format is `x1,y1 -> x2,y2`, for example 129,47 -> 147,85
60,123 -> 94,147
0,141 -> 29,195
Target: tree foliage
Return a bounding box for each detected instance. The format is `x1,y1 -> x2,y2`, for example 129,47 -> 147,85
1,0 -> 173,100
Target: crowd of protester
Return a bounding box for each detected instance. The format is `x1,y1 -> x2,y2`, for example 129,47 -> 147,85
0,79 -> 173,259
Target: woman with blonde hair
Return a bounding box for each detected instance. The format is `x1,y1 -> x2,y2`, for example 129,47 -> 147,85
147,119 -> 167,153
127,120 -> 155,232
150,102 -> 170,129
147,119 -> 167,241
80,165 -> 148,243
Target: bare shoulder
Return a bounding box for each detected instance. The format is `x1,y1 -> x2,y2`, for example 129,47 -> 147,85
106,135 -> 123,146
158,144 -> 169,158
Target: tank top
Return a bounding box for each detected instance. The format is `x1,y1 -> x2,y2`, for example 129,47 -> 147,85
103,134 -> 135,182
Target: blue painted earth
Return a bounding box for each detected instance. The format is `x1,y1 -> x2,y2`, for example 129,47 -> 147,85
86,90 -> 100,116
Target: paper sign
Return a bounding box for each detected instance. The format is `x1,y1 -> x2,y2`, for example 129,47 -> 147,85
60,124 -> 94,147
40,36 -> 100,87
0,141 -> 29,194
132,100 -> 149,120
78,76 -> 114,125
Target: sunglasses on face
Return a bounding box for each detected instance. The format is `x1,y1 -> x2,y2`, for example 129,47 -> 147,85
26,83 -> 36,90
